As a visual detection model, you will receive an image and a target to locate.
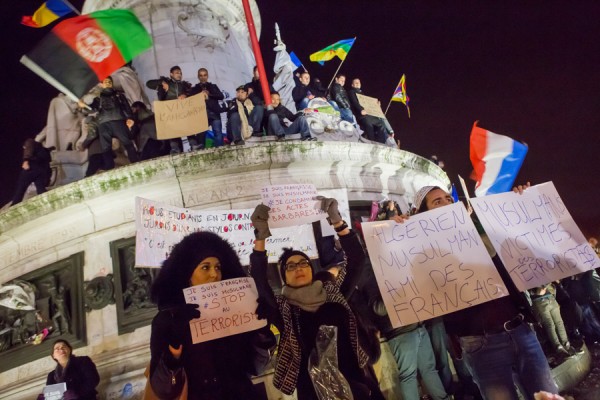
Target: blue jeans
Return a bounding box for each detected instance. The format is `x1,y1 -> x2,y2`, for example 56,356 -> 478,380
460,323 -> 557,400
387,326 -> 449,400
227,105 -> 264,142
339,108 -> 354,123
266,114 -> 310,138
210,117 -> 223,147
426,318 -> 453,392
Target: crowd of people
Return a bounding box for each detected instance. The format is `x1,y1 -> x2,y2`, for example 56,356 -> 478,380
32,184 -> 600,400
15,63 -> 600,400
9,65 -> 402,206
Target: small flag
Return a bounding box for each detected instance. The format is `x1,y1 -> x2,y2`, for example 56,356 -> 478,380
309,38 -> 355,64
289,51 -> 302,68
391,74 -> 410,117
22,0 -> 73,28
21,9 -> 152,101
469,122 -> 528,197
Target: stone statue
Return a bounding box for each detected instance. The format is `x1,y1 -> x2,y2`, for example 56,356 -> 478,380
82,0 -> 261,102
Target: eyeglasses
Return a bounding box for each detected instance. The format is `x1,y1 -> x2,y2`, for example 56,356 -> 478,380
285,259 -> 311,272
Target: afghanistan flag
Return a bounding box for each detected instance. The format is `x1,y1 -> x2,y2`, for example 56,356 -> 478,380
309,38 -> 356,64
21,9 -> 152,100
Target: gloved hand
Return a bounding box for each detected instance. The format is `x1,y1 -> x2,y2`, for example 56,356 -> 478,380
255,297 -> 271,321
165,303 -> 200,348
319,197 -> 342,225
251,204 -> 272,240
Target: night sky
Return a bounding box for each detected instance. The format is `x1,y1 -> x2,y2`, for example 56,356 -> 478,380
1,1 -> 599,238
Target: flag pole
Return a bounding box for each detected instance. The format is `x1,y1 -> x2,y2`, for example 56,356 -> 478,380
384,76 -> 403,115
20,55 -> 81,103
61,0 -> 81,15
241,0 -> 272,107
326,36 -> 356,91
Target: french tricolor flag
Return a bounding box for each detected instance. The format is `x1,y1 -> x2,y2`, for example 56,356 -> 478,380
469,122 -> 528,197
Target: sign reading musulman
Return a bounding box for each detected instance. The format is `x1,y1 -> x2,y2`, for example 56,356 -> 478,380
154,93 -> 209,139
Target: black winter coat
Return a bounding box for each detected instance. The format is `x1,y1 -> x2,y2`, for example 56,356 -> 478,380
90,88 -> 132,124
45,355 -> 100,400
150,308 -> 273,400
188,81 -> 225,116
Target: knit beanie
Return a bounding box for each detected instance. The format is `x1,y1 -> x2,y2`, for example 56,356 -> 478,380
278,248 -> 314,285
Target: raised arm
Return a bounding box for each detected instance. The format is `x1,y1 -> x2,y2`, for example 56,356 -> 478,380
319,197 -> 365,296
250,204 -> 283,329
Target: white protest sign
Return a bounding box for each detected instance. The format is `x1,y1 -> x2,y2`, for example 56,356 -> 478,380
135,197 -> 317,267
154,93 -> 209,140
43,383 -> 66,400
183,277 -> 266,344
470,182 -> 599,291
361,202 -> 508,328
318,189 -> 351,237
260,184 -> 327,228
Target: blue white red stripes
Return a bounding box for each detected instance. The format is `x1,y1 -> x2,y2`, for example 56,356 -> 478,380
470,122 -> 528,197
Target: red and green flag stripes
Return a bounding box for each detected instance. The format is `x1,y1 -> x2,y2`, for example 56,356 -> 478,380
21,9 -> 152,100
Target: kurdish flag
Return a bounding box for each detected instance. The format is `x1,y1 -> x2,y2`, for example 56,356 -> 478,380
21,9 -> 152,100
391,74 -> 410,117
470,122 -> 528,197
22,0 -> 74,28
309,38 -> 355,64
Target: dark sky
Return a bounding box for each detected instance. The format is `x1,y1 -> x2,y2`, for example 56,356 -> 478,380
2,1 -> 599,237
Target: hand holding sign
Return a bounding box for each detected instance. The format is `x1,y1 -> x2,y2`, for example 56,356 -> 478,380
183,278 -> 266,344
470,182 -> 599,291
361,202 -> 508,327
165,303 -> 201,350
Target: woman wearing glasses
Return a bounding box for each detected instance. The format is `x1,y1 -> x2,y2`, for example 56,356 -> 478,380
250,198 -> 379,400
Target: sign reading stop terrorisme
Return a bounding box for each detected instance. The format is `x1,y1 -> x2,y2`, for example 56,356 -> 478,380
183,277 -> 266,344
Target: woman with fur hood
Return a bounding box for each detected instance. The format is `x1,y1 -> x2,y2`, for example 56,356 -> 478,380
148,231 -> 274,400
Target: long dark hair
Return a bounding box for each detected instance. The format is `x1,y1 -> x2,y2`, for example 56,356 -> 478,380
150,231 -> 246,308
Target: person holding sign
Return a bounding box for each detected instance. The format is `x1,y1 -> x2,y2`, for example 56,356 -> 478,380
147,231 -> 275,400
250,198 -> 380,400
407,185 -> 558,400
37,339 -> 100,400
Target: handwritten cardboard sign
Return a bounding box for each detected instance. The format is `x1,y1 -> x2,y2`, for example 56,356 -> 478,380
361,202 -> 508,327
154,93 -> 209,140
183,277 -> 266,344
470,182 -> 599,291
356,93 -> 386,118
135,197 -> 317,267
260,184 -> 327,228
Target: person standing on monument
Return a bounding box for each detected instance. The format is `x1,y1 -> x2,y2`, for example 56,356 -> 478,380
146,66 -> 194,153
78,76 -> 139,171
188,68 -> 225,148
